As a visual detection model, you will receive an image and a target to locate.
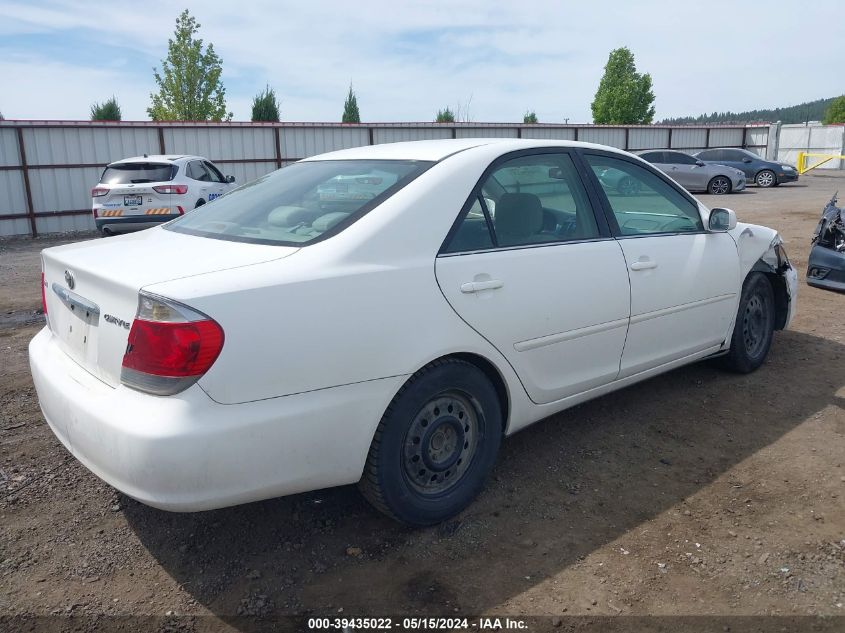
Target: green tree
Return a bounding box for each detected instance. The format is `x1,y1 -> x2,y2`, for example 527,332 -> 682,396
90,96 -> 122,121
591,47 -> 655,124
148,10 -> 230,121
251,85 -> 280,122
523,110 -> 538,124
823,96 -> 845,124
435,107 -> 455,123
342,84 -> 361,123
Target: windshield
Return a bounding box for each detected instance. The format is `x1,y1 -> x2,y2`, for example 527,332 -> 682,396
166,159 -> 433,246
101,162 -> 176,184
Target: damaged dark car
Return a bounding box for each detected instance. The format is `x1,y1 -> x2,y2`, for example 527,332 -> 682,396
807,192 -> 845,293
807,193 -> 845,294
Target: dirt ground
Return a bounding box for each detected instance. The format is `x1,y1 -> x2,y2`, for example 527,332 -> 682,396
1,175 -> 844,633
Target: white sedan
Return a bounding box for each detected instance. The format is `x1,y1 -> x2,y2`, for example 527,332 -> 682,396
30,139 -> 798,526
92,154 -> 236,235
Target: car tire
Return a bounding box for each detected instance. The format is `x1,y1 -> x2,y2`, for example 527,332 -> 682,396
617,176 -> 641,195
708,176 -> 732,195
720,272 -> 775,373
756,170 -> 776,188
359,358 -> 502,526
195,199 -> 206,208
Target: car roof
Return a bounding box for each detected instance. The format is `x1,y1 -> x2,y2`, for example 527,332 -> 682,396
302,138 -> 632,162
108,155 -> 202,165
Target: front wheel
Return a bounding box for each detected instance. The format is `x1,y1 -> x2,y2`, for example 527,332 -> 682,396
721,272 -> 775,373
708,176 -> 732,195
359,359 -> 502,525
756,170 -> 776,188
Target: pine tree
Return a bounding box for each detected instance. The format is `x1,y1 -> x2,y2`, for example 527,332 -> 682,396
148,10 -> 231,121
90,97 -> 122,121
591,47 -> 655,124
251,85 -> 280,122
342,84 -> 361,123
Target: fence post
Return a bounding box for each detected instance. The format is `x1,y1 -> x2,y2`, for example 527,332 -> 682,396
16,127 -> 37,238
766,122 -> 781,161
274,126 -> 282,168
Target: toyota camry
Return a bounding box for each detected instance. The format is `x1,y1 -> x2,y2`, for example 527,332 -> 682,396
30,139 -> 798,526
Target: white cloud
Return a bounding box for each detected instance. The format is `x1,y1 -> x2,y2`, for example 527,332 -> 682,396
0,0 -> 843,122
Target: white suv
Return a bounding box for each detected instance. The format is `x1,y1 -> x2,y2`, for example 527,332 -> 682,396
92,155 -> 237,235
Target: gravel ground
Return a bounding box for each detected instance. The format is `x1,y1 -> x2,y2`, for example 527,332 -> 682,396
1,176 -> 844,632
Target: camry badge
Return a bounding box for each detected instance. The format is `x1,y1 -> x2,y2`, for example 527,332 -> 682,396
64,270 -> 75,290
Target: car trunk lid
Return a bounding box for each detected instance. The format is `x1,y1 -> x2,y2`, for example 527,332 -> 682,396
42,228 -> 298,387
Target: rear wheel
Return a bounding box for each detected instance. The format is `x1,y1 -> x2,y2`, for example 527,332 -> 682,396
721,273 -> 775,373
708,176 -> 732,195
359,359 -> 502,526
756,170 -> 776,188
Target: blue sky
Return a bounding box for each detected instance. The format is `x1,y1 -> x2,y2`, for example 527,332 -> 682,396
1,0 -> 843,122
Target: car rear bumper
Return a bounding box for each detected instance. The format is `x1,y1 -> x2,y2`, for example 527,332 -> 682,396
29,327 -> 404,511
95,214 -> 181,233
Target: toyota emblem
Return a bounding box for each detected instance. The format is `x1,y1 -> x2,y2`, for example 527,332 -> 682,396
64,270 -> 75,290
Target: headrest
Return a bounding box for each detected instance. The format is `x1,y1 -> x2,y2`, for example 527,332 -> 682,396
495,193 -> 543,243
267,206 -> 311,227
312,212 -> 350,232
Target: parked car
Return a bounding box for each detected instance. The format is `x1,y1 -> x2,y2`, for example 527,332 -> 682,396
31,139 -> 798,526
694,148 -> 798,188
92,155 -> 236,235
806,192 -> 845,293
638,150 -> 745,195
596,166 -> 642,195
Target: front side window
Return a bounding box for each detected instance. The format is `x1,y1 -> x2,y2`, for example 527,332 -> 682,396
204,161 -> 226,183
442,152 -> 600,252
167,159 -> 432,246
586,154 -> 704,236
666,152 -> 697,165
188,161 -> 211,182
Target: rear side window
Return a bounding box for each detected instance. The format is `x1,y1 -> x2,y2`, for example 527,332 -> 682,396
442,152 -> 600,252
639,151 -> 664,163
100,163 -> 176,185
166,159 -> 432,246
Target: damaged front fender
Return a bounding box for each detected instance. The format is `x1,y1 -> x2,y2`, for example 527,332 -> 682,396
729,223 -> 798,330
807,193 -> 845,294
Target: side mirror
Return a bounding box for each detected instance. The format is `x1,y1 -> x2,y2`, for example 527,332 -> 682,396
742,157 -> 753,164
226,175 -> 236,183
695,160 -> 705,167
709,208 -> 737,232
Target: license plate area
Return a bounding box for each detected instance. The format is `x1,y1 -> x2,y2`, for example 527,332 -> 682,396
51,283 -> 100,362
124,195 -> 143,207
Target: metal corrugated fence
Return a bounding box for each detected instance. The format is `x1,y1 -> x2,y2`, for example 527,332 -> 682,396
0,120 -> 772,237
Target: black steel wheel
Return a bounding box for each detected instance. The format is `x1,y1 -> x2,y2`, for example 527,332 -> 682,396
721,272 -> 775,373
359,358 -> 502,525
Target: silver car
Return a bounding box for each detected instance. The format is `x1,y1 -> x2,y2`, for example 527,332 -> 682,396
639,150 -> 746,195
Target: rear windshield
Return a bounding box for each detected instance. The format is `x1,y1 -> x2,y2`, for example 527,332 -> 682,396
101,162 -> 176,185
165,159 -> 433,246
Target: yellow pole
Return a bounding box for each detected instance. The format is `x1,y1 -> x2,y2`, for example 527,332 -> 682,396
797,151 -> 806,175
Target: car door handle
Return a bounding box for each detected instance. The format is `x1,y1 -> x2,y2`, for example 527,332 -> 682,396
460,279 -> 504,293
630,259 -> 658,271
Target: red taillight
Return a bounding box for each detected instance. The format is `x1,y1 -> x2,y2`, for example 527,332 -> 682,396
120,293 -> 224,396
176,205 -> 184,215
92,187 -> 108,197
153,184 -> 188,195
41,272 -> 47,315
93,208 -> 98,218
